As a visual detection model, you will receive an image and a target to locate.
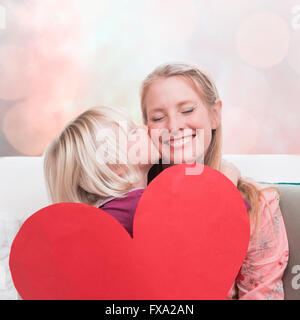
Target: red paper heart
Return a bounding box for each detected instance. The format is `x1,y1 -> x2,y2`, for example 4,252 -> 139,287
9,164 -> 250,299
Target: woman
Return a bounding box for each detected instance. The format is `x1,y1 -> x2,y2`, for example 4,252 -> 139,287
140,62 -> 289,299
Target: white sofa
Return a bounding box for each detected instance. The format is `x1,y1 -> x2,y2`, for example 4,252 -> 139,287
0,155 -> 299,299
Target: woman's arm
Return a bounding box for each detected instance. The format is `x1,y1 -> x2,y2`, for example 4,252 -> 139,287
235,188 -> 289,300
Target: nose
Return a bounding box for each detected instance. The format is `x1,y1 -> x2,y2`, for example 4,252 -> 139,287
166,113 -> 185,132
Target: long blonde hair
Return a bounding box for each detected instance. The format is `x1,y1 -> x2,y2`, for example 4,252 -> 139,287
44,106 -> 140,205
140,62 -> 268,231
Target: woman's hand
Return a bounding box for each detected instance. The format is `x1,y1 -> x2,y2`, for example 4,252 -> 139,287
220,159 -> 241,186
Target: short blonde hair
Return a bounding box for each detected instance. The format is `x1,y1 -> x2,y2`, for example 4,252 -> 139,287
44,106 -> 140,205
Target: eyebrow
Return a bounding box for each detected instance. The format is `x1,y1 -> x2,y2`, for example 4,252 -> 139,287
149,100 -> 196,113
176,100 -> 196,107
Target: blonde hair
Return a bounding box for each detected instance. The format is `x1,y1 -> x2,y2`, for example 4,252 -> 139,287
140,62 -> 272,233
44,106 -> 140,206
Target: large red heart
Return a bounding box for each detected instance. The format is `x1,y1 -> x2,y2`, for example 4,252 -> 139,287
9,164 -> 250,299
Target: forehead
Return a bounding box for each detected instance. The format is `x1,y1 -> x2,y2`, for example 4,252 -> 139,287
145,76 -> 201,111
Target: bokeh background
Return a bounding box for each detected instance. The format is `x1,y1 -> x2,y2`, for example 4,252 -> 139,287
0,0 -> 299,156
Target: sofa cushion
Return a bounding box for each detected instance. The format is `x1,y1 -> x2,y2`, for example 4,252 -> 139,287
275,184 -> 300,300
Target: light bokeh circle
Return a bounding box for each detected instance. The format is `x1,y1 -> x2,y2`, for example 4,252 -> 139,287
2,101 -> 71,155
236,12 -> 291,68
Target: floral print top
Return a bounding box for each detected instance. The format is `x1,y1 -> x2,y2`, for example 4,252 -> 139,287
227,185 -> 289,300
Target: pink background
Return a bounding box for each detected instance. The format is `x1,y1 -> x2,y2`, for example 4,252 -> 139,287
0,0 -> 299,156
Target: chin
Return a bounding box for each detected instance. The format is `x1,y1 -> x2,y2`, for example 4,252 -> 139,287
164,149 -> 203,165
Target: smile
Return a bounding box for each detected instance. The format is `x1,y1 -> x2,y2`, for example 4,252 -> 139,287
163,135 -> 195,148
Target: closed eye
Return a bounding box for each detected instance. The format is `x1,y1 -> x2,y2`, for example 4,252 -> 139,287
182,108 -> 195,114
151,116 -> 164,122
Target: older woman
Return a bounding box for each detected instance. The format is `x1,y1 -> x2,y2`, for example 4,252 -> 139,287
140,62 -> 289,300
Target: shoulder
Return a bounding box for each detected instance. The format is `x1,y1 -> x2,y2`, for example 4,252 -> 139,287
253,187 -> 285,250
254,183 -> 280,215
244,182 -> 288,261
241,178 -> 281,235
101,188 -> 144,218
259,187 -> 280,210
241,177 -> 280,209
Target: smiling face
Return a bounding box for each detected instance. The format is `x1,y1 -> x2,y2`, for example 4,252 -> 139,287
144,76 -> 222,165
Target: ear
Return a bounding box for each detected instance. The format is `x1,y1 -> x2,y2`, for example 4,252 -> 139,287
209,99 -> 222,130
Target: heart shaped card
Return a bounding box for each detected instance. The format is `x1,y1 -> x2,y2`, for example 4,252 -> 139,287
9,164 -> 250,299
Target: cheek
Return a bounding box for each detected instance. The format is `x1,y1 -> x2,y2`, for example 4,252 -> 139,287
147,121 -> 154,130
148,128 -> 162,151
187,109 -> 212,130
147,121 -> 160,143
147,121 -> 165,132
187,115 -> 213,154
